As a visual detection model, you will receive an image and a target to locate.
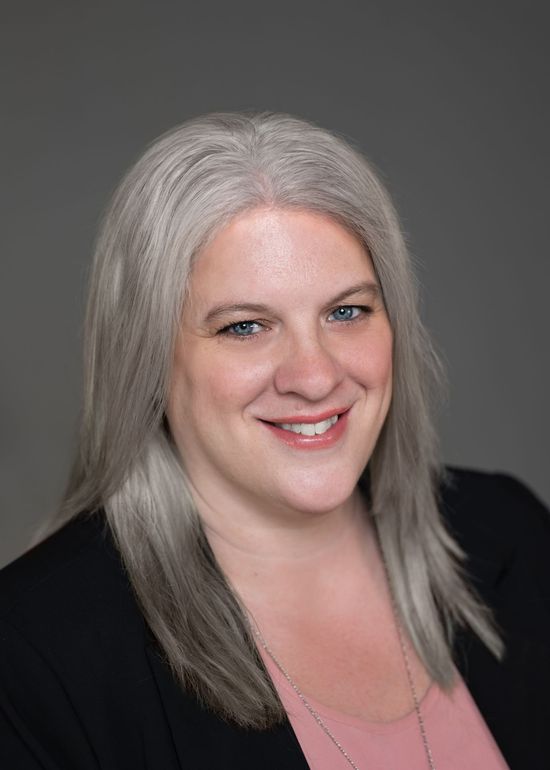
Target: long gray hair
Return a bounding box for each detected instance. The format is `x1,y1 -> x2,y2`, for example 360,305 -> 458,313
47,112 -> 502,728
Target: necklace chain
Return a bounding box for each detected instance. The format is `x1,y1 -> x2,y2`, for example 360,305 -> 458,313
254,629 -> 363,770
392,613 -> 437,770
252,593 -> 437,770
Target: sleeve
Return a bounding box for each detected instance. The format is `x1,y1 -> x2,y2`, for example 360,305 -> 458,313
0,618 -> 100,770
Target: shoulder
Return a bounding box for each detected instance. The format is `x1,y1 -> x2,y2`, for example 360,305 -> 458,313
0,511 -> 142,634
1,512 -> 110,610
0,511 -> 148,689
439,465 -> 550,547
0,514 -> 165,768
439,466 -> 550,613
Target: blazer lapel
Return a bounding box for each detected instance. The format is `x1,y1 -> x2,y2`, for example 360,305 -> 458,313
442,468 -> 550,770
453,552 -> 550,770
145,641 -> 310,770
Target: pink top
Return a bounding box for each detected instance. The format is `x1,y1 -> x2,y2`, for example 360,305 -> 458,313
262,652 -> 510,770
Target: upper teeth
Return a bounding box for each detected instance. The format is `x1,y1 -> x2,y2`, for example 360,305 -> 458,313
275,414 -> 339,436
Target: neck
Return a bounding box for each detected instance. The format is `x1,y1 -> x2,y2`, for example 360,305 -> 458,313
190,480 -> 380,607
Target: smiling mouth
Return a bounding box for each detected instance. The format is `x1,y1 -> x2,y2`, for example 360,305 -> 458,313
270,414 -> 339,436
259,408 -> 350,449
260,407 -> 350,436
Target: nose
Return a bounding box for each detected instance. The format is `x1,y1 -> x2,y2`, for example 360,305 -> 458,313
273,331 -> 345,401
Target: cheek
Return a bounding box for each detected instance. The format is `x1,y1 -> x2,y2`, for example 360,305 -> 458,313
170,348 -> 273,422
375,342 -> 393,386
348,330 -> 393,389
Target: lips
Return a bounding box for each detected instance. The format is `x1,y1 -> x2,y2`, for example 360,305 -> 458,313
260,408 -> 350,449
261,407 -> 348,425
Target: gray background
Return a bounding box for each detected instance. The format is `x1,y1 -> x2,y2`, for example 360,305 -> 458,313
1,0 -> 548,568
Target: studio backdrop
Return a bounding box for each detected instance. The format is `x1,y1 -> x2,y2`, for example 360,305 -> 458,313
1,0 -> 548,566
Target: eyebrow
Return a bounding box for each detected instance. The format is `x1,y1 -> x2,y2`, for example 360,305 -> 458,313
202,281 -> 382,325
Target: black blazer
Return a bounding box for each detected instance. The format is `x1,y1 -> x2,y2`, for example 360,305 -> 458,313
0,468 -> 549,770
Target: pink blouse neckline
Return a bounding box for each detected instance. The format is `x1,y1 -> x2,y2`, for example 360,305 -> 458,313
262,648 -> 441,735
260,649 -> 510,770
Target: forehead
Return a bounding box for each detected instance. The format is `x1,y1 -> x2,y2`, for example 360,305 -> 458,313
187,208 -> 376,302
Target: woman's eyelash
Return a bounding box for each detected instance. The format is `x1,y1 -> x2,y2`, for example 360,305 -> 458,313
216,305 -> 372,339
328,304 -> 372,322
217,320 -> 265,338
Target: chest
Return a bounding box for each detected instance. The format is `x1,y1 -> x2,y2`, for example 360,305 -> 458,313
254,593 -> 432,723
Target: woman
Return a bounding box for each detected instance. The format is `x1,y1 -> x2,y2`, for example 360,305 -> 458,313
1,112 -> 548,770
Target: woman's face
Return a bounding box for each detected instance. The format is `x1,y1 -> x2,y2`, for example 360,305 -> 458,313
167,208 -> 393,519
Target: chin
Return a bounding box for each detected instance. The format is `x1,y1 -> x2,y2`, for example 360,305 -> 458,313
272,473 -> 360,517
232,452 -> 370,519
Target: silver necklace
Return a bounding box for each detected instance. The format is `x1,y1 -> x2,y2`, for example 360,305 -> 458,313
252,600 -> 437,770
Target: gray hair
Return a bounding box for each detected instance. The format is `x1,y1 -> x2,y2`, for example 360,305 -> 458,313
47,112 -> 502,728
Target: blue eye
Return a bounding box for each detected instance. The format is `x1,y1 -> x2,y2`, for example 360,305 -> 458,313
328,306 -> 363,322
224,321 -> 263,336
